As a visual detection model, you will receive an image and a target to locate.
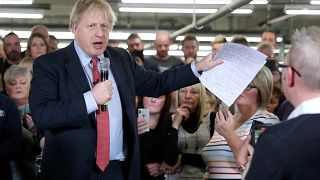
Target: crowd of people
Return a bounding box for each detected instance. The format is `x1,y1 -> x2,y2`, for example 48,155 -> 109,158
0,24 -> 58,180
0,0 -> 320,180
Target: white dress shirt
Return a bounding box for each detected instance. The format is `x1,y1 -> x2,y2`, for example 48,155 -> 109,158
288,97 -> 320,120
74,40 -> 125,161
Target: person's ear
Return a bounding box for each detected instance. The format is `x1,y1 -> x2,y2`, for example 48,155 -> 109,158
70,24 -> 77,33
286,67 -> 294,87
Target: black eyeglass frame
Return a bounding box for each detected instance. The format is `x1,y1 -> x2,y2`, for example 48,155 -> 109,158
244,84 -> 257,91
278,64 -> 301,77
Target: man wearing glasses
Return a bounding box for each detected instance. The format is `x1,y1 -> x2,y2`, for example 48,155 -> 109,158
238,26 -> 320,180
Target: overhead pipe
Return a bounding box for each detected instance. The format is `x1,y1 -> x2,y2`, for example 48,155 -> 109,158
258,14 -> 296,27
145,0 -> 252,49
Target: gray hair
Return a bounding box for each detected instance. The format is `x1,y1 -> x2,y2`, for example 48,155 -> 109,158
288,26 -> 320,89
3,65 -> 31,85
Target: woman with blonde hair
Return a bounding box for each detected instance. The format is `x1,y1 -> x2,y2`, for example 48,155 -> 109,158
4,65 -> 38,180
161,83 -> 210,179
19,56 -> 34,75
211,34 -> 227,52
202,66 -> 280,180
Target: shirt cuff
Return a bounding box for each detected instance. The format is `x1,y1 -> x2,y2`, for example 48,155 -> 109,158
191,61 -> 201,78
83,91 -> 98,114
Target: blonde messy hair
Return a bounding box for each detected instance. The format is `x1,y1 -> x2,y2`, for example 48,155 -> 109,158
69,0 -> 117,31
252,66 -> 273,108
178,83 -> 208,124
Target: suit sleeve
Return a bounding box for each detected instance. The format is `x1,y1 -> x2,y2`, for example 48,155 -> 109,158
0,95 -> 22,160
161,116 -> 179,166
117,48 -> 200,98
245,132 -> 286,180
29,54 -> 88,130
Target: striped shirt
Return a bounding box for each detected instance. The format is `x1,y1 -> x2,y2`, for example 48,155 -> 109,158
202,109 -> 279,179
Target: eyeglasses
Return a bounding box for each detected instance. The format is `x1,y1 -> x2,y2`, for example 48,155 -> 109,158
245,84 -> 256,91
278,64 -> 301,77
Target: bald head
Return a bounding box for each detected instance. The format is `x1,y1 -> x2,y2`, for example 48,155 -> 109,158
31,25 -> 50,42
154,30 -> 171,59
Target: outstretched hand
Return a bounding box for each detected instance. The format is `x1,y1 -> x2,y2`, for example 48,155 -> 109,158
195,52 -> 223,72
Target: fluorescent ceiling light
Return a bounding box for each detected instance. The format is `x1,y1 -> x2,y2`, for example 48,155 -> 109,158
0,0 -> 33,5
50,32 -> 74,39
198,46 -> 212,51
0,30 -> 147,41
51,31 -> 134,40
310,1 -> 320,5
0,8 -> 44,19
119,3 -> 253,14
0,12 -> 42,19
231,9 -> 252,14
176,36 -> 214,41
3,30 -> 282,44
119,7 -> 217,14
250,0 -> 268,5
110,32 -> 131,40
136,33 -> 156,40
285,5 -> 320,15
121,0 -> 267,5
286,9 -> 320,15
0,30 -> 30,38
176,36 -> 282,42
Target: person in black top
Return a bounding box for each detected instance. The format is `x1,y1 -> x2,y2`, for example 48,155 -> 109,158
0,94 -> 22,180
0,32 -> 22,94
137,94 -> 171,180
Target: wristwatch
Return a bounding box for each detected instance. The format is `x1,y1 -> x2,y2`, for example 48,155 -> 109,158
238,162 -> 247,174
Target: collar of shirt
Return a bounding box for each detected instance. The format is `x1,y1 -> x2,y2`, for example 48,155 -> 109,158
288,97 -> 320,120
238,109 -> 268,130
73,40 -> 104,68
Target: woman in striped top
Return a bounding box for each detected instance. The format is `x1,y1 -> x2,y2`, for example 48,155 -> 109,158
202,66 -> 280,179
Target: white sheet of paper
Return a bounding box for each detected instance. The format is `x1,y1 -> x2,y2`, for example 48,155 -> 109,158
199,43 -> 267,107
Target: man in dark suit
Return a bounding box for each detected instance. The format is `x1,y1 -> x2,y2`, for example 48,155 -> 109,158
0,94 -> 22,180
29,0 -> 223,179
238,26 -> 320,179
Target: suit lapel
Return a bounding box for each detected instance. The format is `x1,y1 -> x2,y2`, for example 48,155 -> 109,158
64,43 -> 91,94
105,49 -> 131,114
105,49 -> 125,97
64,43 -> 96,122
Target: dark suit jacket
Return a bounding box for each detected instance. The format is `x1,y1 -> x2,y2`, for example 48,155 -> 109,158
246,113 -> 320,180
0,94 -> 22,180
29,42 -> 199,180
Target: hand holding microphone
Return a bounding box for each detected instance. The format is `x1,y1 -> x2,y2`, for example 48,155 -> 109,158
91,58 -> 112,109
100,58 -> 110,111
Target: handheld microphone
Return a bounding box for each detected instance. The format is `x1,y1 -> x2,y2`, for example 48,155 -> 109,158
100,58 -> 110,112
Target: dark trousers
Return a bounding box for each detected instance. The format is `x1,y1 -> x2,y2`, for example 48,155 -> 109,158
90,161 -> 124,180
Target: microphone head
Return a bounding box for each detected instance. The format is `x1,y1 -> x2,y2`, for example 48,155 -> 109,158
99,57 -> 110,71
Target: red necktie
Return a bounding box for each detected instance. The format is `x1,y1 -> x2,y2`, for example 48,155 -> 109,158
92,57 -> 110,171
